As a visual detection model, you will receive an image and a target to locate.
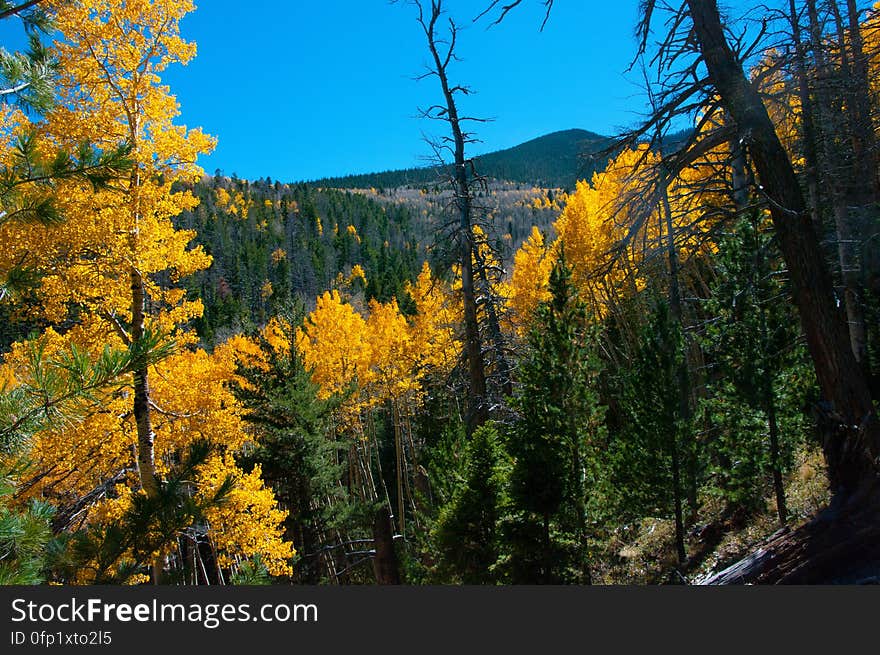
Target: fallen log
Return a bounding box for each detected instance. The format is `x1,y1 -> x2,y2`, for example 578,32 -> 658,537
698,491 -> 880,584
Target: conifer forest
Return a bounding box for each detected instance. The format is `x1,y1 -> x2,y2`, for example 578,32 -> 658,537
2,0 -> 880,586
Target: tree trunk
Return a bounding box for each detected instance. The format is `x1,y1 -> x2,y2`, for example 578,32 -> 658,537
474,245 -> 514,399
764,375 -> 788,526
422,4 -> 488,434
685,0 -> 880,498
570,432 -> 591,585
372,506 -> 401,585
661,171 -> 694,555
787,0 -> 823,231
670,424 -> 687,567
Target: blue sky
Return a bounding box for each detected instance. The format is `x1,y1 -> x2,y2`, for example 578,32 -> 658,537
2,0 -> 760,182
166,0 -> 649,182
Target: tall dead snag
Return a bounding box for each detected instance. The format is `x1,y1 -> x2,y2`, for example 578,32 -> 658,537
410,0 -> 488,433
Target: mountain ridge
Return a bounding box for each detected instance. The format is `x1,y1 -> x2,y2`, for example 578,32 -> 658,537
306,128 -> 615,191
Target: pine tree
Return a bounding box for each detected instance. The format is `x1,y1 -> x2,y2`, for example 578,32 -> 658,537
606,298 -> 689,567
502,252 -> 604,584
433,423 -> 505,584
232,323 -> 347,584
701,214 -> 816,523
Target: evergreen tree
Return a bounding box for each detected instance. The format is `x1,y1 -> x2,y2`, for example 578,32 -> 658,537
501,252 -> 604,584
605,298 -> 690,566
232,324 -> 352,584
700,214 -> 816,523
432,423 -> 506,584
0,478 -> 53,584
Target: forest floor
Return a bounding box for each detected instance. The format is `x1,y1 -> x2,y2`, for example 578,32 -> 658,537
592,446 -> 832,584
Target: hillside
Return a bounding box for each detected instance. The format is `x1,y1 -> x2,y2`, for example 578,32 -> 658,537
308,129 -> 613,191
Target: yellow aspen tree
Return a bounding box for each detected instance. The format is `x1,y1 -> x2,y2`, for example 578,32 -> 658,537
43,0 -> 215,506
508,226 -> 554,331
508,142 -> 724,323
404,261 -> 460,375
0,1 -> 294,581
365,298 -> 417,402
296,290 -> 372,412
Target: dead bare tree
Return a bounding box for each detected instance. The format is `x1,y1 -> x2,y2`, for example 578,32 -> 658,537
404,0 -> 517,433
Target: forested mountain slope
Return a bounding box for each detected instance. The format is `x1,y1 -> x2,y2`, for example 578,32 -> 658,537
173,176 -> 564,345
309,129 -> 611,191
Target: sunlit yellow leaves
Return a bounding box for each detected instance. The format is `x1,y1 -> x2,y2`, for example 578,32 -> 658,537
0,0 -> 293,580
263,317 -> 292,357
296,263 -> 459,426
0,0 -> 216,334
365,297 -> 417,399
405,261 -> 460,374
509,142 -> 725,323
4,322 -> 295,575
346,224 -> 361,243
296,290 -> 371,402
199,457 -> 294,577
349,264 -> 367,287
215,187 -> 252,219
509,226 -> 554,330
271,247 -> 287,264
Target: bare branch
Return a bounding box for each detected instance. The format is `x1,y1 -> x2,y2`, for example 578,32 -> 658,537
474,0 -> 554,31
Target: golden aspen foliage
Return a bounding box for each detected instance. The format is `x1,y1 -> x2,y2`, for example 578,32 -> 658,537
346,224 -> 362,243
0,325 -> 295,577
365,297 -> 418,401
349,264 -> 368,287
549,147 -> 654,316
263,317 -> 292,357
404,261 -> 460,375
296,264 -> 461,425
508,226 -> 554,330
271,247 -> 287,264
196,456 -> 294,576
0,0 -> 294,580
296,290 -> 372,403
509,141 -> 726,323
215,187 -> 252,219
0,0 -> 214,334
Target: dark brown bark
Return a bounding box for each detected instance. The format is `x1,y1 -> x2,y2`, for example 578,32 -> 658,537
812,1 -> 874,375
419,2 -> 488,433
685,0 -> 880,498
372,506 -> 401,585
473,242 -> 514,399
826,1 -> 872,373
843,0 -> 880,200
765,384 -> 788,526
